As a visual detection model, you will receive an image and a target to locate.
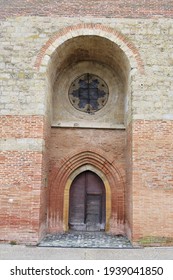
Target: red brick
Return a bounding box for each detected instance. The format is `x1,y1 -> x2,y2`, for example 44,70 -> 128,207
0,1 -> 172,20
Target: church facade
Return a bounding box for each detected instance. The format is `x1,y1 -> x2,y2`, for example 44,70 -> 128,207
0,0 -> 173,246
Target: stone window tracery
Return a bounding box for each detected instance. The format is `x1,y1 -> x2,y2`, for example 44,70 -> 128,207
68,73 -> 109,114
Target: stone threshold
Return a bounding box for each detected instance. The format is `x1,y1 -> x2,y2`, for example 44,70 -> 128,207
38,231 -> 133,249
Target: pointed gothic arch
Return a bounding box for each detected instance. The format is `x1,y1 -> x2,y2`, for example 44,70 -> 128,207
63,165 -> 111,232
48,150 -> 125,234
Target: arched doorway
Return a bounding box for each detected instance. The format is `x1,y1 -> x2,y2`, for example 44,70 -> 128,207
69,171 -> 106,231
44,24 -> 138,237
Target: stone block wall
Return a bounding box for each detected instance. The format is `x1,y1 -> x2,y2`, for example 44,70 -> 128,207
0,1 -> 173,245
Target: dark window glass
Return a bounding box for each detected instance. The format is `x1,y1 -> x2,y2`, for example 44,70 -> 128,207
69,73 -> 109,114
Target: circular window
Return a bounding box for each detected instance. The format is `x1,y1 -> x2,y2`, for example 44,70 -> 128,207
69,73 -> 109,114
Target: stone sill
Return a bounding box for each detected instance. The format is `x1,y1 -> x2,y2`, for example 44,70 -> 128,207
51,122 -> 125,130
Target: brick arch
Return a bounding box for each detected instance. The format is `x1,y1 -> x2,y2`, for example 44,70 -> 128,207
48,150 -> 125,234
34,23 -> 144,74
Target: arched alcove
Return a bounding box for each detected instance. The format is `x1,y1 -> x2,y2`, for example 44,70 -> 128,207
41,24 -> 143,238
47,35 -> 131,128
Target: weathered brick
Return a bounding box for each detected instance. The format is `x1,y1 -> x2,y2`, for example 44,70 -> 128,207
0,0 -> 172,19
0,1 -> 173,246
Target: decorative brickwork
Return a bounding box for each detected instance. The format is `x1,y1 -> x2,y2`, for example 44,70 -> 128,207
35,23 -> 144,75
49,150 -> 125,234
48,128 -> 126,234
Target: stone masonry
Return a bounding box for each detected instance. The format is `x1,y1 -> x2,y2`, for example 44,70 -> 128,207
0,1 -> 173,246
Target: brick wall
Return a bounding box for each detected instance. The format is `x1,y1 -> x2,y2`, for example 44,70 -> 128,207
0,116 -> 44,139
125,122 -> 133,240
132,120 -> 173,243
0,5 -> 173,245
0,115 -> 47,244
49,128 -> 125,167
0,0 -> 173,19
48,127 -> 126,234
0,150 -> 43,243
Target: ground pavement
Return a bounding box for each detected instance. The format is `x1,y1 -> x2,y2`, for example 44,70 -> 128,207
1,231 -> 173,260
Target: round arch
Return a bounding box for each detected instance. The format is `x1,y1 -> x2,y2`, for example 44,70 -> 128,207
35,23 -> 144,75
35,23 -> 145,129
63,164 -> 111,231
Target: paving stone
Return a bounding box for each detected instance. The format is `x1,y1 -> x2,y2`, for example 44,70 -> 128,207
38,231 -> 132,249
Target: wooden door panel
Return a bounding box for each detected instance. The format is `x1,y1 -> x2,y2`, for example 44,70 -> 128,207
69,171 -> 105,231
86,171 -> 103,194
69,172 -> 86,230
86,194 -> 101,227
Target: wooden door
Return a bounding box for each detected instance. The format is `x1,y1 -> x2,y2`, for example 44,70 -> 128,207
85,194 -> 102,231
69,171 -> 105,231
